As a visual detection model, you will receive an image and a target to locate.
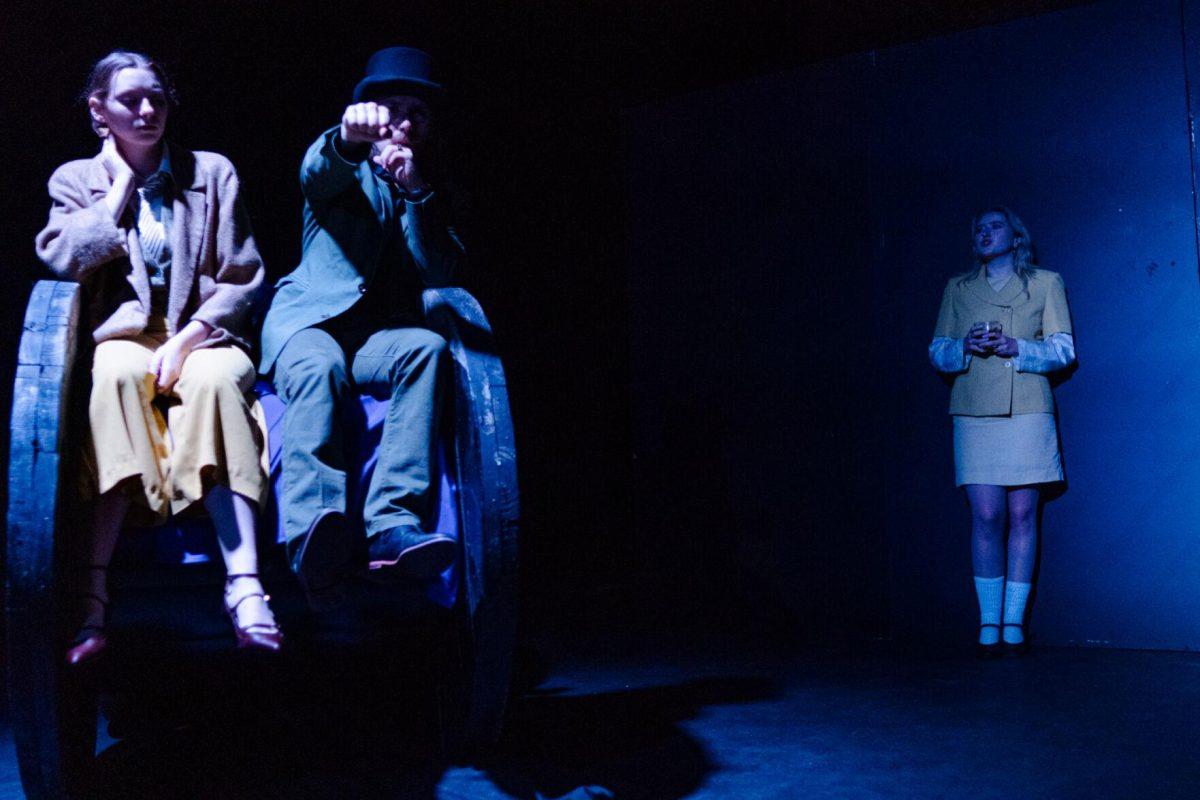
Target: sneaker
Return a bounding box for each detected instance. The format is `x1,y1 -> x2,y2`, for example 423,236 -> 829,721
366,525 -> 456,580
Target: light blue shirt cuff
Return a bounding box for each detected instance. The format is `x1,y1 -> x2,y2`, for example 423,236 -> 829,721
929,337 -> 969,373
1014,332 -> 1076,373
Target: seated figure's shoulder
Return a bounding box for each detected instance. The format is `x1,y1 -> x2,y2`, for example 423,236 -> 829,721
189,149 -> 237,179
48,158 -> 97,186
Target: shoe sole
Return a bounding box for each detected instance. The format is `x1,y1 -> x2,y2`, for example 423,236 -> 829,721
367,537 -> 456,582
295,513 -> 355,611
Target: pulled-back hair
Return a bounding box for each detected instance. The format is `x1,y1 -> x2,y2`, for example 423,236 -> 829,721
81,50 -> 177,137
957,205 -> 1037,288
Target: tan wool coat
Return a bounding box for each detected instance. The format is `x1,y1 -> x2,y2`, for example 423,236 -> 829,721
35,145 -> 264,350
933,268 -> 1073,416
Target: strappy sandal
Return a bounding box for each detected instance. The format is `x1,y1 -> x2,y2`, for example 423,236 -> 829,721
224,573 -> 284,653
66,565 -> 109,666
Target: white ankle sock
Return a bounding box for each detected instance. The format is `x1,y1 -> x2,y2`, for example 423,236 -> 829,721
1003,581 -> 1032,643
974,576 -> 1004,645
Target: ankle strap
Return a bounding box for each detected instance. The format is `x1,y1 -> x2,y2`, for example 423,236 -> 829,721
77,592 -> 109,607
226,573 -> 260,580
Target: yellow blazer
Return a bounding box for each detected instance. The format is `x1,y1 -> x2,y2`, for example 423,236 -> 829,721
933,268 -> 1072,416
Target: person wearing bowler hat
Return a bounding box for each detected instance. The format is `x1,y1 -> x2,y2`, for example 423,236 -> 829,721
261,46 -> 465,608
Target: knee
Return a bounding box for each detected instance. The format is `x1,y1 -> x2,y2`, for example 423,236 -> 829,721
278,349 -> 347,400
92,349 -> 149,393
408,330 -> 448,362
387,330 -> 447,383
973,504 -> 1005,529
180,360 -> 244,399
1009,503 -> 1037,532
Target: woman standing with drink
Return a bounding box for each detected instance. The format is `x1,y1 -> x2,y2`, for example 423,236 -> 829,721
928,207 -> 1075,656
36,50 -> 282,662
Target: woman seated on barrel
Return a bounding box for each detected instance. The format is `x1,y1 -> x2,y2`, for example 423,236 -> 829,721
35,50 -> 282,662
928,207 -> 1076,657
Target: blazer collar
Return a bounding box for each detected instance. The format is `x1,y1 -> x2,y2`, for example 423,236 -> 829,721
965,269 -> 1028,307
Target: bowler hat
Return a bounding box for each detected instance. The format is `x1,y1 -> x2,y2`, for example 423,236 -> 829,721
353,46 -> 443,104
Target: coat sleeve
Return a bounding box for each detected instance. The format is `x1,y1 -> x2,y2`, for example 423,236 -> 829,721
1041,272 -> 1073,337
932,281 -> 960,338
34,164 -> 128,280
189,161 -> 265,341
402,185 -> 467,288
299,127 -> 364,203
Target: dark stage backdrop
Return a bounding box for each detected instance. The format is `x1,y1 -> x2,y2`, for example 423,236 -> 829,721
0,2 -> 639,624
626,0 -> 1200,650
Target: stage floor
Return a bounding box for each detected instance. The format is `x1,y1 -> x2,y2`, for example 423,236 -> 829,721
1,628 -> 1197,799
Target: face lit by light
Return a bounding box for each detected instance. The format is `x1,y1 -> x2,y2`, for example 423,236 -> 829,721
973,211 -> 1015,262
90,67 -> 168,148
368,94 -> 433,156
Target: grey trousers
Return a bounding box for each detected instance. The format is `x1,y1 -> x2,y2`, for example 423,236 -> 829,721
273,325 -> 447,546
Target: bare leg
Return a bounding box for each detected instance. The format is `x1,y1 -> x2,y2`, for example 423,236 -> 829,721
964,484 -> 1007,647
964,484 -> 1007,578
1005,487 -> 1040,584
82,488 -> 131,627
1002,487 -> 1040,645
205,485 -> 276,631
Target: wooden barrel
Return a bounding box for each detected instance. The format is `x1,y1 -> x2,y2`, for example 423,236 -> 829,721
423,287 -> 520,755
5,281 -> 520,796
6,280 -> 96,800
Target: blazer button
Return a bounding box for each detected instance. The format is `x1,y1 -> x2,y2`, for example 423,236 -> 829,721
1004,362 -> 1011,368
358,285 -> 367,294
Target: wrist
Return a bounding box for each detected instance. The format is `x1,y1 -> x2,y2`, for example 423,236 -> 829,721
334,130 -> 371,162
401,183 -> 432,201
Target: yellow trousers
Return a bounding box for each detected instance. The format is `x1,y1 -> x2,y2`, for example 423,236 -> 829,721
87,329 -> 269,521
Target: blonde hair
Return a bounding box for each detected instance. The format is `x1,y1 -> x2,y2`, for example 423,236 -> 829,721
957,206 -> 1036,287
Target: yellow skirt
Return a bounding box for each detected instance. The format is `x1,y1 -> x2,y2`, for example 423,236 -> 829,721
85,327 -> 269,522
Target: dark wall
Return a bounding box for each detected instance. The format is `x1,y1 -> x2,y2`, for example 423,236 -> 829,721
626,0 -> 1200,650
625,61 -> 886,632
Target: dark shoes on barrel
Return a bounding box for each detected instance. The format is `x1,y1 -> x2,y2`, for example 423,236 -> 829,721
291,512 -> 356,612
367,525 -> 456,580
293,515 -> 455,609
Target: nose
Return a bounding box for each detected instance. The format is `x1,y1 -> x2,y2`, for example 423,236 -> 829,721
139,97 -> 155,117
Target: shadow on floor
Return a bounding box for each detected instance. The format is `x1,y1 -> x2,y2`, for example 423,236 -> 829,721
85,648 -> 777,800
481,677 -> 778,800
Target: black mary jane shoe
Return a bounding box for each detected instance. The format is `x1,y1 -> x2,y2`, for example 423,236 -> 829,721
1002,624 -> 1029,657
975,624 -> 1003,659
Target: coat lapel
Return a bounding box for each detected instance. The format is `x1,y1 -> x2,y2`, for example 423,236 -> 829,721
167,147 -> 208,330
359,160 -> 393,229
84,151 -> 151,310
965,269 -> 1028,307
